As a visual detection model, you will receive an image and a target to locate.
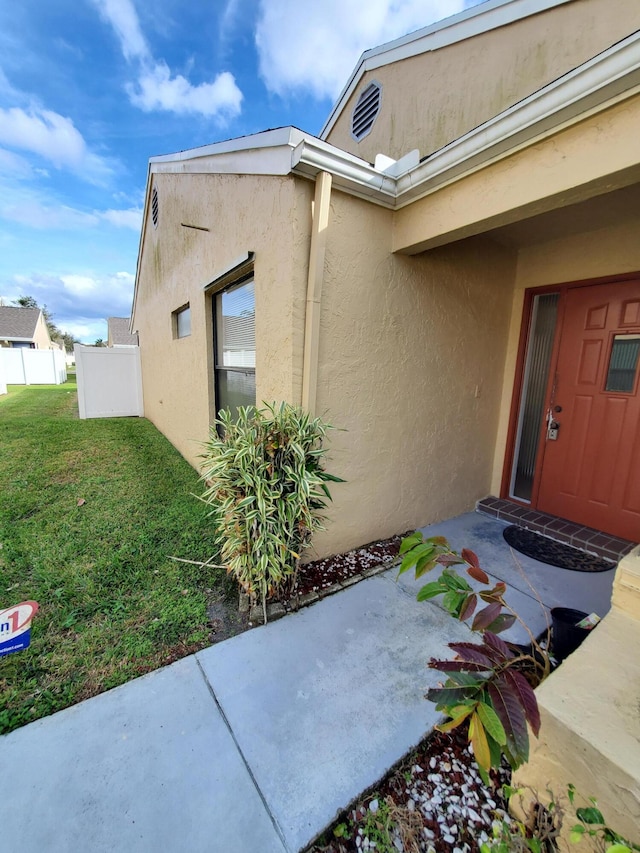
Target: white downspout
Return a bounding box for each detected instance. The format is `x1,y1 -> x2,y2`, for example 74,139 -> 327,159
302,170 -> 332,414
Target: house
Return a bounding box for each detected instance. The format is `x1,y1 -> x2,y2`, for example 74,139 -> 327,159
0,306 -> 55,349
132,0 -> 640,555
107,317 -> 139,347
131,0 -> 640,832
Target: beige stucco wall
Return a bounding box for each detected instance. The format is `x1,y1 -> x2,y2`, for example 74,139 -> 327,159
326,0 -> 640,162
309,188 -> 517,557
513,558 -> 640,847
134,172 -> 313,465
33,313 -> 53,349
490,216 -> 640,495
135,170 -> 517,559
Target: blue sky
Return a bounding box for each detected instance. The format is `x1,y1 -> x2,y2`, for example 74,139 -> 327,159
0,0 -> 480,342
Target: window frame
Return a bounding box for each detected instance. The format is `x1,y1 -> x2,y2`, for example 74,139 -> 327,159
172,303 -> 191,339
212,274 -> 256,423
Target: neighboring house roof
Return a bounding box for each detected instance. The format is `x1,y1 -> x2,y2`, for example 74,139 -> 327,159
108,317 -> 138,346
0,306 -> 42,342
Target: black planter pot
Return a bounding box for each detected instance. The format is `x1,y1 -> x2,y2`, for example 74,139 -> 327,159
550,607 -> 591,662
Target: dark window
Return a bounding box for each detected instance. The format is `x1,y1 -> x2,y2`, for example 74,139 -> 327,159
214,277 -> 255,419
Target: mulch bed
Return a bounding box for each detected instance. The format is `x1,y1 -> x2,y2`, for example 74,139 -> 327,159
208,533 -> 406,632
294,533 -> 405,597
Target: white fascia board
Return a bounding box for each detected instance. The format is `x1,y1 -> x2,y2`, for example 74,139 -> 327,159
130,129 -> 304,332
149,127 -> 305,166
297,31 -> 640,207
149,146 -> 295,177
394,29 -> 640,207
320,0 -> 574,139
149,125 -> 397,206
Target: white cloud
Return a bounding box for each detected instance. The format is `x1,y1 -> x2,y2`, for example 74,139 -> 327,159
0,189 -> 142,232
0,200 -> 99,230
0,147 -> 38,179
129,62 -> 242,117
0,106 -> 113,184
90,0 -> 149,61
255,0 -> 469,100
2,270 -> 136,340
92,0 -> 243,119
100,207 -> 143,229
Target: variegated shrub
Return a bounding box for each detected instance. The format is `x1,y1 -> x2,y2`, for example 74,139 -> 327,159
200,403 -> 343,620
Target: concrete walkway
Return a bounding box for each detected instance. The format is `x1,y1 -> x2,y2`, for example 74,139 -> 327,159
0,513 -> 616,853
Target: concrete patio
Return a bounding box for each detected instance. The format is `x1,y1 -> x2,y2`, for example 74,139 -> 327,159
0,512 -> 617,852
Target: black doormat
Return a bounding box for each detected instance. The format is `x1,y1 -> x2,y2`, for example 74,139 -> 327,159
502,525 -> 615,572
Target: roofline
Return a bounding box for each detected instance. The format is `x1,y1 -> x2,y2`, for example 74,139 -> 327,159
130,30 -> 640,327
394,27 -> 640,206
302,30 -> 640,207
320,0 -> 574,139
0,336 -> 33,342
148,127 -> 304,165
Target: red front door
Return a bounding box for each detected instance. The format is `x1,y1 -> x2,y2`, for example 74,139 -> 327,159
536,280 -> 640,541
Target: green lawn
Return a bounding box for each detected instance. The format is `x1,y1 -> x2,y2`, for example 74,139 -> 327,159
0,378 -> 230,734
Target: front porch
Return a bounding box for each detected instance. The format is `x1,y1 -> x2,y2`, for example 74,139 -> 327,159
476,495 -> 636,563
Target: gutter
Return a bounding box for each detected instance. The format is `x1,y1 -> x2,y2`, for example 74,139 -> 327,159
291,136 -> 396,206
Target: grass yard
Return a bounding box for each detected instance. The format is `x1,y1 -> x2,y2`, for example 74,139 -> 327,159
0,378 -> 232,734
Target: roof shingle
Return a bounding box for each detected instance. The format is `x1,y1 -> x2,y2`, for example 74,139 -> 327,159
0,306 -> 41,340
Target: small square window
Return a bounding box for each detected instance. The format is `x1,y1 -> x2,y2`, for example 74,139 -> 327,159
173,304 -> 191,339
605,334 -> 640,393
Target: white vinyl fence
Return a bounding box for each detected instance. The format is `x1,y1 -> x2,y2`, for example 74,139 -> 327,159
0,347 -> 67,385
75,345 -> 143,419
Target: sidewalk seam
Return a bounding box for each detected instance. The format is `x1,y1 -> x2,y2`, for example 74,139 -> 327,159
194,655 -> 292,853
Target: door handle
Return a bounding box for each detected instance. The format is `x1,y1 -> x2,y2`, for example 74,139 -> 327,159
547,420 -> 560,441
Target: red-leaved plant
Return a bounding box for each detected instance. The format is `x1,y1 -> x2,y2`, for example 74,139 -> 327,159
398,533 -> 551,781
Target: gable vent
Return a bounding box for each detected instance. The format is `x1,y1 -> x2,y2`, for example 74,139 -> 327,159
351,82 -> 381,141
151,187 -> 159,228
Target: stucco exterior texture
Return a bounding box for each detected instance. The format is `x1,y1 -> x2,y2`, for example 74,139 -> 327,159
133,0 -> 640,839
135,168 -> 519,558
513,546 -> 640,845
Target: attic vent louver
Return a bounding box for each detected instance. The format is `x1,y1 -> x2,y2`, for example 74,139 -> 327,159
151,187 -> 159,228
351,82 -> 381,141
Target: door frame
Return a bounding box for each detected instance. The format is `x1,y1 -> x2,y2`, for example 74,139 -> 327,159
500,270 -> 640,510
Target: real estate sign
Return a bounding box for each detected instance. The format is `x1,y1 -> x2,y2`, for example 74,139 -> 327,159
0,601 -> 39,657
